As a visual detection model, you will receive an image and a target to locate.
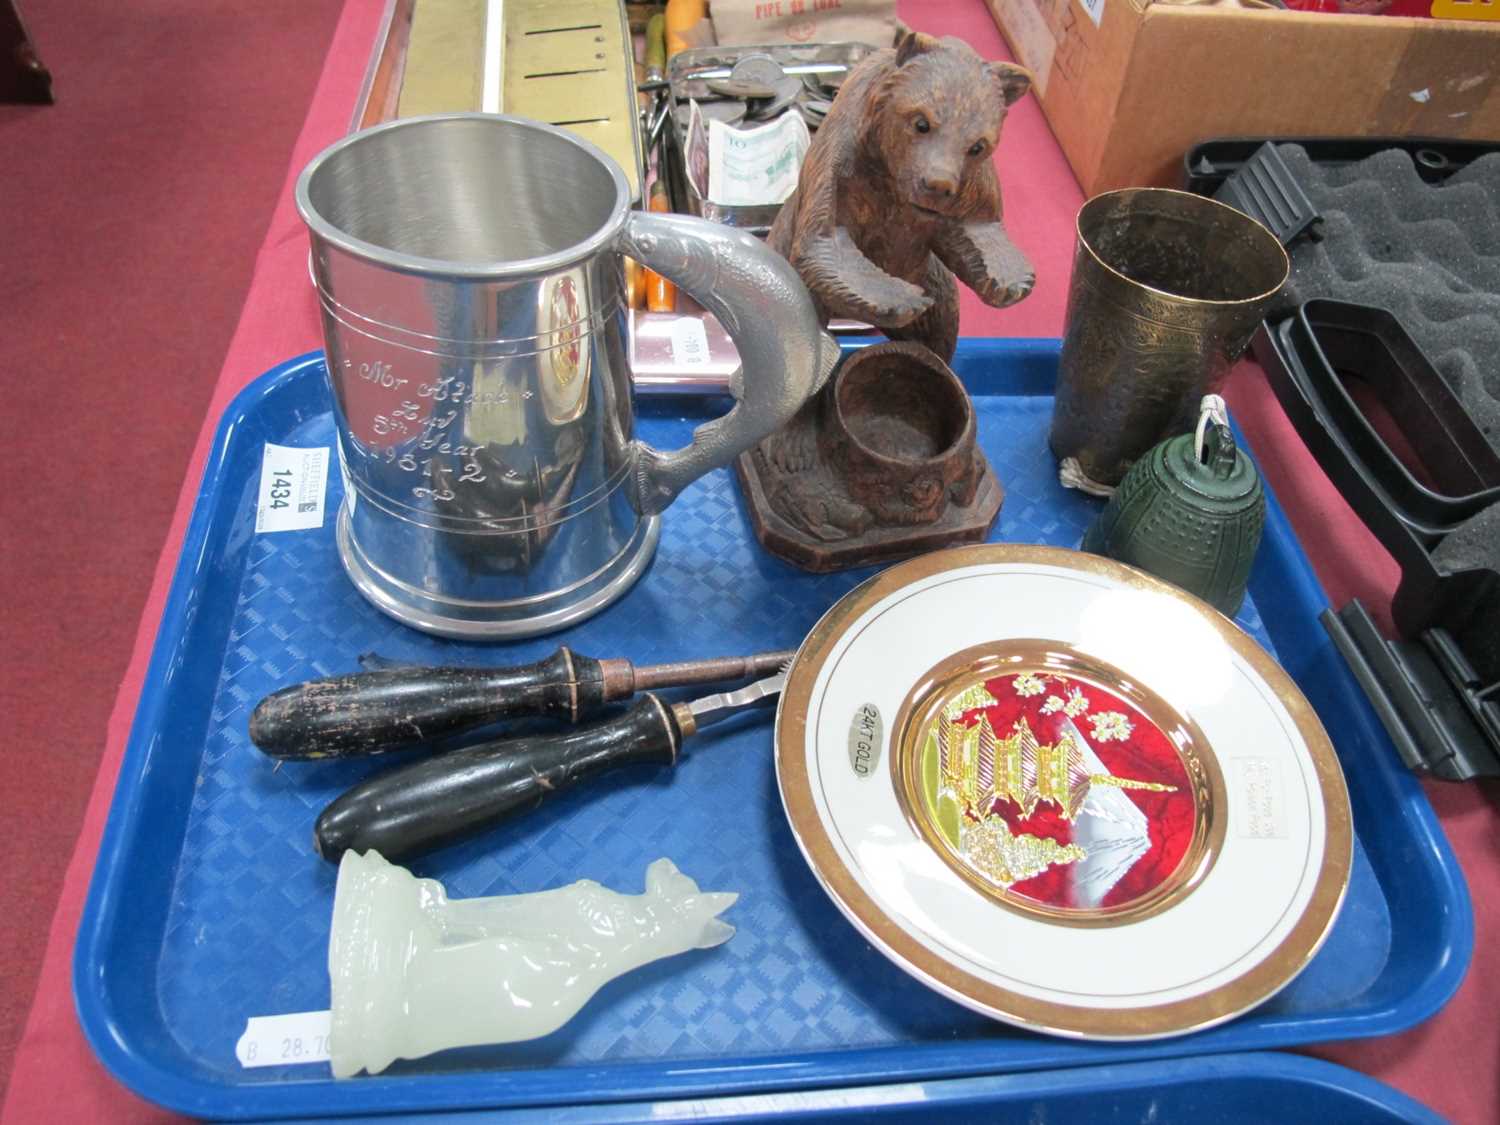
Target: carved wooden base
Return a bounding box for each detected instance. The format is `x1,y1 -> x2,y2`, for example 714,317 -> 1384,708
735,341 -> 1004,573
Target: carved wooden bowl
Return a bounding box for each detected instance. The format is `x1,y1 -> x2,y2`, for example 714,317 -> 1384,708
821,341 -> 982,526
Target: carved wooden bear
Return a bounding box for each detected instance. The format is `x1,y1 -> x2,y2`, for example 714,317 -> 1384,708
769,30 -> 1034,363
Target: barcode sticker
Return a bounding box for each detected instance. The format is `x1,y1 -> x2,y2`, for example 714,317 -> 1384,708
236,1010 -> 332,1068
669,317 -> 711,367
256,443 -> 329,533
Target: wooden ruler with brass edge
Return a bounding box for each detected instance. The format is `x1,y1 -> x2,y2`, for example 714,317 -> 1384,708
354,0 -> 644,201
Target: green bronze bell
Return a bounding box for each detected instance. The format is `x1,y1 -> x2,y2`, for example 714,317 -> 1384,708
1083,395 -> 1265,617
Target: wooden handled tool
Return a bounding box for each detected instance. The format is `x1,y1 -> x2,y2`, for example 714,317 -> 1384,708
643,179 -> 676,312
314,670 -> 787,863
249,648 -> 793,760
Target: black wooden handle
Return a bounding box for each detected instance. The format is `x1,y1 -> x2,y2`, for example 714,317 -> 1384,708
248,648 -> 607,759
313,695 -> 683,863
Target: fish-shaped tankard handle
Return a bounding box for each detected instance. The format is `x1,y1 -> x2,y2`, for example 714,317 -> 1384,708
617,212 -> 832,515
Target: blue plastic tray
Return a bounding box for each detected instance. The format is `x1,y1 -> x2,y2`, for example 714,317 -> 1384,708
75,342 -> 1471,1120
276,1053 -> 1443,1123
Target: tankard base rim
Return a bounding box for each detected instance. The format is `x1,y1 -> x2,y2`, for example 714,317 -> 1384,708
335,504 -> 661,640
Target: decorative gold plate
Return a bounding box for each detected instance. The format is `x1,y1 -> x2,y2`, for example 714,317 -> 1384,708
775,545 -> 1352,1040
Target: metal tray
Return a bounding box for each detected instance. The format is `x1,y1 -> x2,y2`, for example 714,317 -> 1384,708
664,42 -> 873,232
74,341 -> 1472,1120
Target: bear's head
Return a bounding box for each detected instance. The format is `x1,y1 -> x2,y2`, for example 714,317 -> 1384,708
868,31 -> 1031,220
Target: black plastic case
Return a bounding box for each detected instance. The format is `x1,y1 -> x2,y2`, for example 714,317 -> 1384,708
1256,302 -> 1500,780
1184,136 -> 1498,195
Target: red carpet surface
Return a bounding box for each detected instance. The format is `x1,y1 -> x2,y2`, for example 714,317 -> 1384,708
0,0 -> 344,1096
2,0 -> 1496,1121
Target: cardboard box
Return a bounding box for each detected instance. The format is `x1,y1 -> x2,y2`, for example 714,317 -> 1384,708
985,0 -> 1500,195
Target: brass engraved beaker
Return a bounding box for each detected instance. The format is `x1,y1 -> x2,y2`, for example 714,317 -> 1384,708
1049,189 -> 1287,494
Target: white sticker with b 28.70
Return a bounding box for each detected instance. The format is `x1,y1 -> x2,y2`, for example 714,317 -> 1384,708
669,317 -> 711,367
236,1009 -> 332,1068
255,443 -> 329,534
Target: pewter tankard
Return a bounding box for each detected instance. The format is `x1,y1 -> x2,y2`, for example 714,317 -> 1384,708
296,114 -> 824,638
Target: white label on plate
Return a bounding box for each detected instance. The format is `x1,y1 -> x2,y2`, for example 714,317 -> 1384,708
651,1083 -> 926,1119
669,317 -> 711,367
1233,757 -> 1288,840
847,703 -> 882,779
236,1009 -> 331,1068
255,443 -> 329,534
1079,0 -> 1106,28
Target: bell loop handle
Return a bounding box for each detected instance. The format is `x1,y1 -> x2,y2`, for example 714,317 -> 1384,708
1193,394 -> 1238,480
